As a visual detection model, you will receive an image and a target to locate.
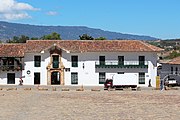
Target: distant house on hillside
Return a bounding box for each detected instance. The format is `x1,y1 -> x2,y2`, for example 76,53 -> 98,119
0,40 -> 162,87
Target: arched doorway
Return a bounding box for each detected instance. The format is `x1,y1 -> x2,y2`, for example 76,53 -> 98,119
51,71 -> 60,85
46,46 -> 65,85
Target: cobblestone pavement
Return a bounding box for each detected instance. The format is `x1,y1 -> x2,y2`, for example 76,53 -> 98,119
0,87 -> 180,120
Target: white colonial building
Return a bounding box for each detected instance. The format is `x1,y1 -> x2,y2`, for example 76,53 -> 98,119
0,40 -> 162,87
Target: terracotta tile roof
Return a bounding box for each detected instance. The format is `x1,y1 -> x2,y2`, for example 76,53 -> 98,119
167,56 -> 180,65
0,40 -> 163,57
25,40 -> 59,53
25,40 -> 163,53
0,44 -> 25,57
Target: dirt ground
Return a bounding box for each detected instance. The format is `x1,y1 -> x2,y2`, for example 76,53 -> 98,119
0,88 -> 180,120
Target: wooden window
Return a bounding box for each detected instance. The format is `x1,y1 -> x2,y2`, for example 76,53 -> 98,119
52,55 -> 59,68
34,56 -> 41,67
118,56 -> 124,65
71,72 -> 78,84
139,72 -> 145,84
99,56 -> 105,65
71,56 -> 78,67
99,72 -> 106,84
139,56 -> 145,65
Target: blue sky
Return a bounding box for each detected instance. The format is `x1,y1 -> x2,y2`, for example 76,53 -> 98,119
0,0 -> 180,39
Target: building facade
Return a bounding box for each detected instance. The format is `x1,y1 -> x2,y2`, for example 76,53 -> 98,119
0,40 -> 162,87
159,56 -> 180,81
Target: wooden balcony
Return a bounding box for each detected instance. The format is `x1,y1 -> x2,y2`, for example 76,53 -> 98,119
0,65 -> 23,71
95,61 -> 148,68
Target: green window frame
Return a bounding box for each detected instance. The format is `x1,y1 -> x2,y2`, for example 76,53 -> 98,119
139,56 -> 145,65
34,56 -> 41,67
99,56 -> 105,65
71,56 -> 78,67
99,72 -> 106,84
118,56 -> 124,65
139,72 -> 145,84
71,72 -> 78,84
52,55 -> 59,68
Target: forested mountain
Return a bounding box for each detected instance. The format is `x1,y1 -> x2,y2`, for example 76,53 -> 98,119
0,21 -> 158,41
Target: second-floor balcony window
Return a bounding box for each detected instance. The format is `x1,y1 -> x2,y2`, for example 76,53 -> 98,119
2,57 -> 15,69
53,55 -> 59,68
139,56 -> 145,65
95,60 -> 148,68
34,56 -> 41,67
71,56 -> 78,67
0,57 -> 23,71
8,58 -> 14,69
99,56 -> 105,65
118,56 -> 124,65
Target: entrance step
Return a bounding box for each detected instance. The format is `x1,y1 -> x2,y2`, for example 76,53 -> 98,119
76,88 -> 84,91
91,88 -> 100,91
6,88 -> 17,91
24,88 -> 31,91
38,87 -> 48,91
61,88 -> 70,91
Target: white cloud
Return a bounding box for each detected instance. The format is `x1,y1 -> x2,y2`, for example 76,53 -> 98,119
46,11 -> 58,16
0,12 -> 31,20
0,0 -> 39,20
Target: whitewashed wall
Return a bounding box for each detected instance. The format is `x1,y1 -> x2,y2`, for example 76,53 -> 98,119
63,52 -> 158,87
23,52 -> 50,85
1,51 -> 158,87
0,71 -> 21,85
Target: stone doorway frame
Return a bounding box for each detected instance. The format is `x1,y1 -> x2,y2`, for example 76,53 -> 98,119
46,46 -> 65,85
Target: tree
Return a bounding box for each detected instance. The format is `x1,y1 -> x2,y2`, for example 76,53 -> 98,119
6,35 -> 29,43
95,37 -> 106,40
79,34 -> 94,40
164,50 -> 180,59
41,32 -> 61,40
31,37 -> 39,40
13,36 -> 19,42
19,35 -> 29,43
168,51 -> 180,59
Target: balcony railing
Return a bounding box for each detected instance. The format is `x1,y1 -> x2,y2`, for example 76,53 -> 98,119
95,61 -> 148,68
0,65 -> 23,71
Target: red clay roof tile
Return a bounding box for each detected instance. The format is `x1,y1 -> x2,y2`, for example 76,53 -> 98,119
0,44 -> 25,57
25,40 -> 163,53
168,56 -> 180,65
0,40 -> 163,57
